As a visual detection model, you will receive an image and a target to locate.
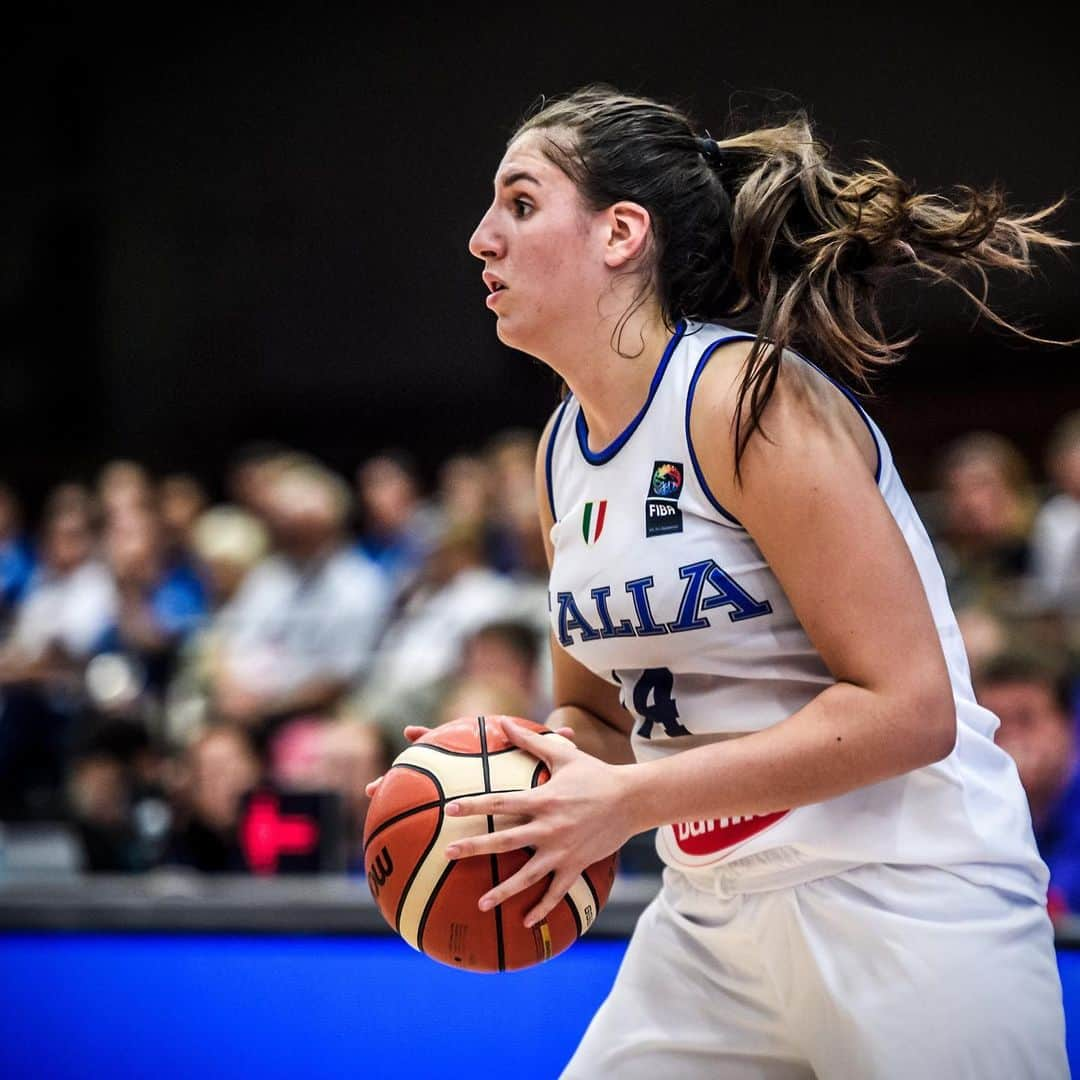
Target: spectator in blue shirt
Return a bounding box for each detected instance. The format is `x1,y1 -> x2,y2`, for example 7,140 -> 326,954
97,508 -> 207,699
976,651 -> 1080,918
0,482 -> 35,626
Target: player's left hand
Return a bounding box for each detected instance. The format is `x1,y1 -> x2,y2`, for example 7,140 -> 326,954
442,717 -> 634,927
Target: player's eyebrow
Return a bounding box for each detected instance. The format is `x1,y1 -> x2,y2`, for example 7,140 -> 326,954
499,171 -> 541,189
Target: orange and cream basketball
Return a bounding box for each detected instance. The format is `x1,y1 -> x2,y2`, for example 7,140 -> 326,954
362,715 -> 616,973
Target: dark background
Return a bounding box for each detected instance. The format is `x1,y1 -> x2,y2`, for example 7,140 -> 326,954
4,1 -> 1078,512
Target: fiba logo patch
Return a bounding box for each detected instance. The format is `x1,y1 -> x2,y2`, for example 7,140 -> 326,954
646,461 -> 683,537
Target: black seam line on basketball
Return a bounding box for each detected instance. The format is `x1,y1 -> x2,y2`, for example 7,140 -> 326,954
581,867 -> 601,913
530,760 -> 546,788
362,762 -> 445,859
385,766 -> 447,934
402,741 -> 551,759
368,781 -> 530,857
363,799 -> 443,852
489,852 -> 506,973
478,717 -> 493,797
563,892 -> 583,937
478,717 -> 506,972
370,786 -> 536,828
395,798 -> 446,936
416,857 -> 458,952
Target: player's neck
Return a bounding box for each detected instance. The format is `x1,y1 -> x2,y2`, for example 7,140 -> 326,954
554,305 -> 671,453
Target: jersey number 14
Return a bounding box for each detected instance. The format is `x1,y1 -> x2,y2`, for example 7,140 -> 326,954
631,668 -> 690,739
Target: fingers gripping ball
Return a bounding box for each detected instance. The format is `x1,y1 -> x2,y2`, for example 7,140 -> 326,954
362,716 -> 617,973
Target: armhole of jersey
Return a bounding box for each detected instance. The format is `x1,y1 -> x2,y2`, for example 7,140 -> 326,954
792,352 -> 883,485
685,333 -> 758,528
544,397 -> 571,522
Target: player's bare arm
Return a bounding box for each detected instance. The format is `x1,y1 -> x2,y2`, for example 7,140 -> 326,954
621,343 -> 956,831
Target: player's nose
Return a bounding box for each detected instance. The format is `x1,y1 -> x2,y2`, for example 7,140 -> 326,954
468,206 -> 502,261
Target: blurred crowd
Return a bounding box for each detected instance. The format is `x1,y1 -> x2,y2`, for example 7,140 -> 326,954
1,412 -> 1079,910
0,431 -> 551,876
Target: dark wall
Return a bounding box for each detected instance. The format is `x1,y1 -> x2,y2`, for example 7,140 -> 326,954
4,2 -> 1078,508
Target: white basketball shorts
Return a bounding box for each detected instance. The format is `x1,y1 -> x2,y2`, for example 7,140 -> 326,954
562,861 -> 1067,1079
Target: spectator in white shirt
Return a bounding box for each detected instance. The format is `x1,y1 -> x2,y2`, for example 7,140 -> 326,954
1031,411 -> 1080,611
210,462 -> 389,731
1,494 -> 116,683
0,491 -> 116,818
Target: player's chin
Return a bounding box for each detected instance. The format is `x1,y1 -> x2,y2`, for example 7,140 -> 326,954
494,315 -> 539,357
493,314 -> 516,346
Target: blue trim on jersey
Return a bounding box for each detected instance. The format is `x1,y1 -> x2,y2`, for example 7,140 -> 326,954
576,320 -> 687,466
686,334 -> 885,525
793,352 -> 883,485
544,397 -> 571,521
684,331 -> 758,526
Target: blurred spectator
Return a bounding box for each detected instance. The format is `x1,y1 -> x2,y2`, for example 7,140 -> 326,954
354,451 -> 439,597
1,492 -> 114,667
190,505 -> 271,609
319,717 -> 393,869
933,432 -> 1036,609
225,442 -> 314,522
167,724 -> 261,872
97,459 -> 154,523
975,650 -> 1080,917
0,482 -> 35,630
0,493 -> 116,818
484,429 -> 547,576
955,603 -> 1010,679
1031,410 -> 1080,611
211,462 -> 389,733
357,524 -> 543,738
461,619 -> 544,715
67,719 -> 172,871
438,453 -> 491,534
158,473 -> 210,570
68,751 -> 130,867
97,509 -> 207,700
433,674 -> 534,729
268,716 -> 327,790
268,713 -> 393,871
162,506 -> 271,748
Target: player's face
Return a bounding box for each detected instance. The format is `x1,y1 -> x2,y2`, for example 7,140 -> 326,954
468,130 -> 608,358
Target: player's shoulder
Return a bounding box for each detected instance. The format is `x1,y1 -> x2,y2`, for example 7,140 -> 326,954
689,337 -> 826,424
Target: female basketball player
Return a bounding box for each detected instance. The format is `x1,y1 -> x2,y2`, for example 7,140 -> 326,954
388,86 -> 1071,1076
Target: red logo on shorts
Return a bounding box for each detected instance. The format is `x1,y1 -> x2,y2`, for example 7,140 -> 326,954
671,811 -> 790,856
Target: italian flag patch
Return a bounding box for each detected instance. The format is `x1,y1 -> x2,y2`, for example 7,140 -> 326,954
582,500 -> 607,544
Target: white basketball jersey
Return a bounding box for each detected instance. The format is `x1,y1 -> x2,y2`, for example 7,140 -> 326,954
545,320 -> 1047,896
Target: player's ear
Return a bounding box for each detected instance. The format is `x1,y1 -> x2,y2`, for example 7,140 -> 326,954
603,201 -> 651,269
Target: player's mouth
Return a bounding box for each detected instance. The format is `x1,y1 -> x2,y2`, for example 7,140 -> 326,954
483,272 -> 507,308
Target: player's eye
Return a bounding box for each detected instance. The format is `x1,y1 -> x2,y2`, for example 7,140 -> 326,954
512,197 -> 534,219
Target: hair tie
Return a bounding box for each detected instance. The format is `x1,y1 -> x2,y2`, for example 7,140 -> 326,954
696,135 -> 725,170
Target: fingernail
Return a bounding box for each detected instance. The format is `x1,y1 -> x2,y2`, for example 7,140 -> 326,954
523,915 -> 535,928
445,845 -> 460,859
445,803 -> 461,816
479,897 -> 493,912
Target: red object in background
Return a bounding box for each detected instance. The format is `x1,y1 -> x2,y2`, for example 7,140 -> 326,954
1048,885 -> 1070,924
240,790 -> 319,874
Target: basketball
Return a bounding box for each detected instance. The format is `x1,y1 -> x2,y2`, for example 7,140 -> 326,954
361,715 -> 617,973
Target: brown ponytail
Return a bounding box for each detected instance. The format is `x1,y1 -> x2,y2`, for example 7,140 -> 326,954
719,115 -> 1072,475
514,86 -> 1073,477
